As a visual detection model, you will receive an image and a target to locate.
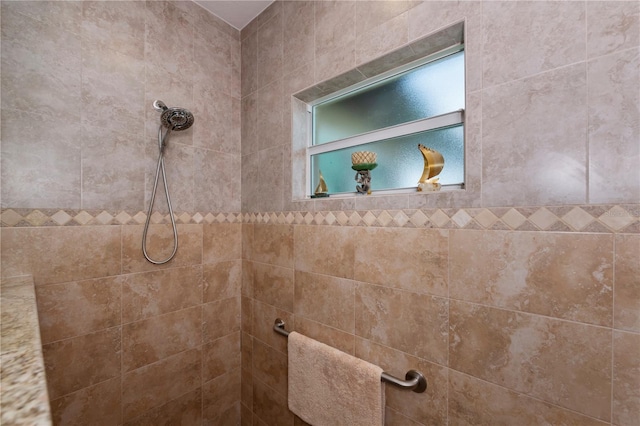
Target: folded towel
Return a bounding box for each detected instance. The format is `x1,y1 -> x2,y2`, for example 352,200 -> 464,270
288,331 -> 385,426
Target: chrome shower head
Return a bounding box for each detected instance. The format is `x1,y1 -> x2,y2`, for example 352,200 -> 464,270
153,100 -> 194,131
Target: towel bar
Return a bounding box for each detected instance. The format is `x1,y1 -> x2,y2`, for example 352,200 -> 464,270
273,318 -> 427,393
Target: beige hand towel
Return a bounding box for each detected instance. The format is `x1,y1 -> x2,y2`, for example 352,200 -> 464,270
288,331 -> 385,426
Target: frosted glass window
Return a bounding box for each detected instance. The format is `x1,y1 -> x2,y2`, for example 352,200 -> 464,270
307,47 -> 465,197
314,51 -> 465,145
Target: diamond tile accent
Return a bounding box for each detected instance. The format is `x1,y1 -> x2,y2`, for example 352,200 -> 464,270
51,210 -> 72,225
133,212 -> 147,224
429,210 -> 450,227
409,210 -> 428,227
377,210 -> 393,226
393,211 -> 409,227
74,211 -> 94,225
325,212 -> 336,225
528,208 -> 559,230
1,209 -> 23,226
451,210 -> 473,228
336,211 -> 349,226
192,213 -> 203,224
95,211 -> 114,225
314,212 -> 325,225
295,212 -> 304,224
285,212 -> 295,224
362,211 -> 377,226
150,212 -> 164,224
348,212 -> 362,226
115,211 -> 132,224
599,206 -> 635,231
304,212 -> 314,224
562,207 -> 594,230
501,209 -> 527,229
474,209 -> 499,228
25,210 -> 49,226
177,212 -> 191,223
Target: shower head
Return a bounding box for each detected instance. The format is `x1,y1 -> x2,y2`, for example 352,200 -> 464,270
153,100 -> 194,131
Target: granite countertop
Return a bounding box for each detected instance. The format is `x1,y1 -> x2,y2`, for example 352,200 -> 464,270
1,275 -> 52,425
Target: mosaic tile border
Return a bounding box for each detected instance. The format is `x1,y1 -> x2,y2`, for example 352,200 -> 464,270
2,205 -> 639,233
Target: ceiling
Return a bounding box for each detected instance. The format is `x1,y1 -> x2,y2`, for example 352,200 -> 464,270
194,0 -> 275,30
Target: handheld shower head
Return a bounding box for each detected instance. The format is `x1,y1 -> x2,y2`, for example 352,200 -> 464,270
153,100 -> 194,131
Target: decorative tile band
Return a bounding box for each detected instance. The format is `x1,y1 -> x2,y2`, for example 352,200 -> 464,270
2,205 -> 639,233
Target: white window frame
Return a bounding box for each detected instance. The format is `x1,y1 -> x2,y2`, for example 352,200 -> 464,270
305,44 -> 466,197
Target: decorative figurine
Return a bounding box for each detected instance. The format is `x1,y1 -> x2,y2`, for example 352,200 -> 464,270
312,170 -> 329,198
417,144 -> 444,192
351,151 -> 377,195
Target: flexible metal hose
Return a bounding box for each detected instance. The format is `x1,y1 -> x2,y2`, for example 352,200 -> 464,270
142,125 -> 178,264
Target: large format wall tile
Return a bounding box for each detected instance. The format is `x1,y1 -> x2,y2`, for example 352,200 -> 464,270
613,331 -> 640,425
253,262 -> 294,312
294,225 -> 355,279
251,224 -> 294,268
482,64 -> 588,207
482,1 -> 585,88
123,387 -> 202,426
283,1 -> 314,73
587,1 -> 640,59
257,10 -> 283,89
36,276 -> 124,344
449,301 -> 612,420
450,230 -> 613,325
588,48 -> 640,204
614,234 -> 640,332
203,260 -> 242,303
354,227 -> 448,297
203,332 -> 241,382
202,369 -> 242,423
49,377 -> 122,426
203,223 -> 242,264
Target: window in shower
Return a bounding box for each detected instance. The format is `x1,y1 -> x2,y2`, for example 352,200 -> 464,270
293,22 -> 466,198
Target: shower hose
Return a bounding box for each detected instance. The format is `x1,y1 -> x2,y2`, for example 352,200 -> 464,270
142,125 -> 178,264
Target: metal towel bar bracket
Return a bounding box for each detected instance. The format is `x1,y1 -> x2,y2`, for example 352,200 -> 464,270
273,318 -> 427,393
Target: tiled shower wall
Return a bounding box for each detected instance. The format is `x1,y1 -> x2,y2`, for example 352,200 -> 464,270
1,1 -> 243,424
240,1 -> 640,426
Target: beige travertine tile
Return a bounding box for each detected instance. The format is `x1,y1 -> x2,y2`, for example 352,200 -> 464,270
80,44 -> 145,136
81,0 -> 145,59
588,48 -> 640,204
385,407 -> 422,426
315,0 -> 356,58
242,259 -> 254,299
355,337 -> 448,425
253,262 -> 294,312
450,230 -> 614,326
193,86 -> 240,154
252,338 -> 288,397
354,227 -> 448,297
1,226 -> 121,285
242,295 -> 253,335
294,225 -> 355,279
356,0 -> 418,36
613,330 -> 640,425
448,369 -> 609,426
482,1 -> 585,88
122,306 -> 202,372
122,348 -> 201,421
252,378 -> 294,426
203,332 -> 241,382
36,276 -> 123,344
241,364 -> 253,412
144,141 -> 194,213
614,234 -> 640,332
49,377 -> 121,426
193,148 -> 241,212
294,270 -> 355,333
1,109 -> 82,209
449,301 -> 612,420
43,327 -> 121,399
315,45 -> 357,84
3,0 -> 81,33
356,11 -> 408,65
587,1 -> 640,59
122,388 -> 202,426
122,224 -> 202,274
242,153 -> 260,213
1,5 -> 81,121
283,1 -> 314,74
257,78 -> 284,150
482,64 -> 587,207
81,123 -> 146,210
242,91 -> 259,157
252,224 -> 294,268
356,283 -> 448,365
203,297 -> 241,343
293,316 -> 355,355
202,369 -> 242,422
256,146 -> 285,212
204,260 -> 242,303
242,331 -> 253,375
241,30 -> 258,97
122,266 -> 202,324
203,223 -> 242,264
257,10 -> 283,88
209,402 -> 241,426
